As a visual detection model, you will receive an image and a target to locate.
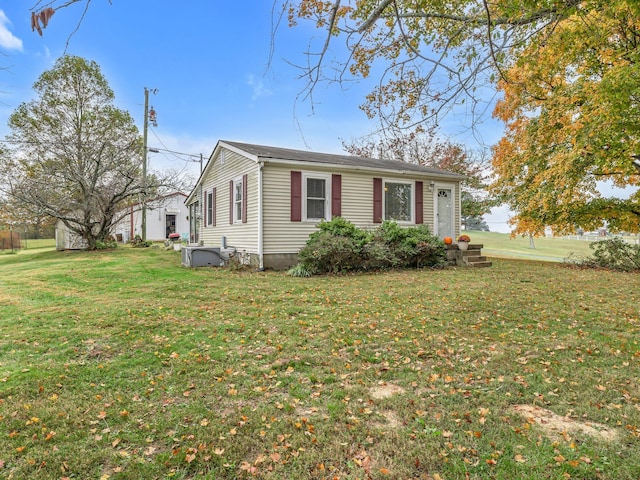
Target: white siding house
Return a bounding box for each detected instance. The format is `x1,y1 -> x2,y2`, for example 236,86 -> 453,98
185,141 -> 464,269
113,192 -> 189,243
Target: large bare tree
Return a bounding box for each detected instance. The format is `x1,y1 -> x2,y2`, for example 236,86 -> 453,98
1,55 -> 175,249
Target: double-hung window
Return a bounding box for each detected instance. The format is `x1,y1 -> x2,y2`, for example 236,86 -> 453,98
304,173 -> 330,221
206,191 -> 213,226
384,181 -> 413,222
233,177 -> 243,223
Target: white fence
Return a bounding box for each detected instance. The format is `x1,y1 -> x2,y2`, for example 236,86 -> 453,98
563,235 -> 640,244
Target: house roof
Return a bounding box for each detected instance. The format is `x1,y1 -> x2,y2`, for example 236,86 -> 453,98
221,140 -> 465,178
186,140 -> 465,205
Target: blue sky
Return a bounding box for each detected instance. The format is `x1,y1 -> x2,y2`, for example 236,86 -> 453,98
0,1 -> 514,230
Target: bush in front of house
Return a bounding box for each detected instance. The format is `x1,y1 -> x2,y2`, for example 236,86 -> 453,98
308,216 -> 373,249
568,237 -> 640,272
131,235 -> 152,248
294,217 -> 446,275
370,221 -> 445,269
297,230 -> 363,274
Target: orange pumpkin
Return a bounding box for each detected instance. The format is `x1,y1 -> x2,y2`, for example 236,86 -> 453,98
443,236 -> 453,245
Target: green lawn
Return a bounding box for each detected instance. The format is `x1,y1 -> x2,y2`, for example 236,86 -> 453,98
0,247 -> 639,479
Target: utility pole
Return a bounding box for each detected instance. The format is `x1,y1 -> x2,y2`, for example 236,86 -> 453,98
141,87 -> 157,241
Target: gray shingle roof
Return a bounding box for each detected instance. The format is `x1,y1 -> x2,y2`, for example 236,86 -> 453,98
222,140 -> 464,179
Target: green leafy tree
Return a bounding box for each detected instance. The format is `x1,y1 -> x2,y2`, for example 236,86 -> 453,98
0,55 -> 175,250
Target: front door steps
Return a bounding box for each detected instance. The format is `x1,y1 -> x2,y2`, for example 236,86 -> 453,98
445,243 -> 493,268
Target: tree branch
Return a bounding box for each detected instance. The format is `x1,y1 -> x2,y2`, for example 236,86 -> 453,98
358,0 -> 394,33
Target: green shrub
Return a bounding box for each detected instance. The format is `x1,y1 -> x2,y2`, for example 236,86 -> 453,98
95,238 -> 118,250
298,231 -> 361,274
361,240 -> 392,270
372,221 -> 445,268
287,263 -> 313,277
310,217 -> 372,248
297,218 -> 445,274
570,237 -> 640,272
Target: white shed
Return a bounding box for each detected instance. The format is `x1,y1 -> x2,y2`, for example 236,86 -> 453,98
54,219 -> 88,250
113,192 -> 190,242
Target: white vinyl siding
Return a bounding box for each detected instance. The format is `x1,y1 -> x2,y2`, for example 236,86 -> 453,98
262,165 -> 445,255
198,149 -> 258,252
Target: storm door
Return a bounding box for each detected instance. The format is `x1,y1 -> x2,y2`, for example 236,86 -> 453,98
436,188 -> 454,239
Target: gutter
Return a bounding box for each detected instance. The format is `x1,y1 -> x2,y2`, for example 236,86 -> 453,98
257,157 -> 465,181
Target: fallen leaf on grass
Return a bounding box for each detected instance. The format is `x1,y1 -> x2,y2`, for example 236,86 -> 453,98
270,452 -> 281,462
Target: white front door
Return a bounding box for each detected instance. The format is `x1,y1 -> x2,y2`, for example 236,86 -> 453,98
437,188 -> 454,239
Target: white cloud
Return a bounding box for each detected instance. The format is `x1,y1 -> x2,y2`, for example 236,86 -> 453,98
246,74 -> 272,101
0,10 -> 23,51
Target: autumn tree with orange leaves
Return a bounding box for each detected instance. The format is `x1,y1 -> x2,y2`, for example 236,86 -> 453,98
286,0 -> 640,234
490,1 -> 640,235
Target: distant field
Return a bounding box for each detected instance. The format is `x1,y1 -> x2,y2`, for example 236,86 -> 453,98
466,231 -> 628,262
0,238 -> 55,253
21,238 -> 56,250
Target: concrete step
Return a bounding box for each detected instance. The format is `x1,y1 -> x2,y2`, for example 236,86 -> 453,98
465,255 -> 488,262
467,260 -> 493,268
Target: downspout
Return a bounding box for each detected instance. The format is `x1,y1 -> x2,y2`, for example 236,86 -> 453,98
258,161 -> 264,271
130,205 -> 134,241
457,181 -> 462,238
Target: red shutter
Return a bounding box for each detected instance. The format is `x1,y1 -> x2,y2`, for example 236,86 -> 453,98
242,174 -> 248,224
331,174 -> 342,218
415,181 -> 423,224
373,177 -> 383,223
212,187 -> 217,227
229,180 -> 234,224
202,189 -> 206,226
291,171 -> 302,222
203,190 -> 208,227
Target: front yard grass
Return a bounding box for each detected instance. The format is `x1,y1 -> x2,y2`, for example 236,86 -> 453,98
0,248 -> 638,479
